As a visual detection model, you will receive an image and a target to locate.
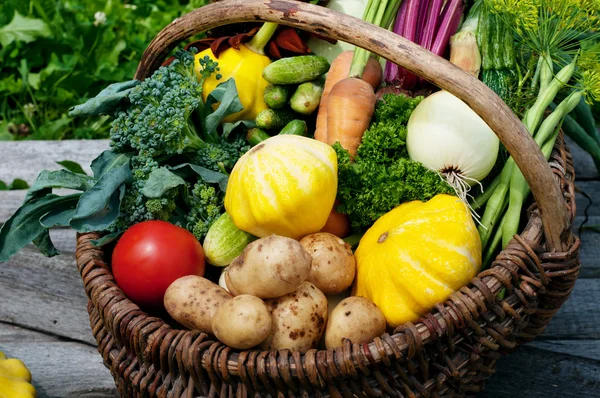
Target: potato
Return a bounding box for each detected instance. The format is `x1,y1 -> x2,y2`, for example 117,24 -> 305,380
300,232 -> 356,295
225,235 -> 312,298
324,297 -> 386,349
261,282 -> 328,352
211,295 -> 272,349
327,289 -> 351,317
164,275 -> 232,333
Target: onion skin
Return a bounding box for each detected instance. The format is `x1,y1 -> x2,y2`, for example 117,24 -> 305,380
406,90 -> 499,185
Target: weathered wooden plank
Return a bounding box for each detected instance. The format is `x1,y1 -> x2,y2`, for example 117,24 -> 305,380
0,323 -> 117,398
539,278 -> 600,340
574,216 -> 600,278
529,340 -> 600,362
575,180 -> 600,217
480,344 -> 600,397
0,140 -> 109,184
0,190 -> 25,223
566,135 -> 600,180
0,246 -> 95,345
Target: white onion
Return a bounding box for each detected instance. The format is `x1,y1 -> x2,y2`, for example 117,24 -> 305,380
407,90 -> 499,199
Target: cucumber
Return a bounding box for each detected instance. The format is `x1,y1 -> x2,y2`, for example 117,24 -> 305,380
203,212 -> 257,266
280,120 -> 308,136
263,84 -> 291,109
482,69 -> 514,103
290,80 -> 324,115
256,108 -> 296,130
246,128 -> 270,146
263,55 -> 330,85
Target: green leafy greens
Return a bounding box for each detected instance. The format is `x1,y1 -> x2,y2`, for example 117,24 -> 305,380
335,93 -> 455,231
0,0 -> 210,140
0,49 -> 252,260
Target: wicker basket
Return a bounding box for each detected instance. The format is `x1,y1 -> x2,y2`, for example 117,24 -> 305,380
75,1 -> 581,396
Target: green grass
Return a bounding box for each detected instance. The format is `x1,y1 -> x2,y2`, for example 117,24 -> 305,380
0,0 -> 209,141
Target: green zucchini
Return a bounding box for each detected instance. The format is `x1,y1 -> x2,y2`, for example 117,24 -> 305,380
290,80 -> 324,115
256,108 -> 296,130
263,84 -> 291,109
279,120 -> 308,136
203,212 -> 257,266
263,56 -> 330,85
482,69 -> 515,103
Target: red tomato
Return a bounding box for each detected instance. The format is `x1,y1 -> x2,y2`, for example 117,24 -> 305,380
112,220 -> 205,309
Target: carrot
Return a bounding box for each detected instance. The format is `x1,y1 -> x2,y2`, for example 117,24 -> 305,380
320,200 -> 351,238
314,51 -> 382,143
325,78 -> 377,156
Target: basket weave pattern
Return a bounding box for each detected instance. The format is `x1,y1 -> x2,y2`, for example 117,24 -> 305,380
75,135 -> 578,397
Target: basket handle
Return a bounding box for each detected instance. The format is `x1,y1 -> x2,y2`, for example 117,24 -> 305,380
135,0 -> 570,252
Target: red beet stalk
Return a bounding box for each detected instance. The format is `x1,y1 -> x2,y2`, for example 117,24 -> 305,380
384,0 -> 465,90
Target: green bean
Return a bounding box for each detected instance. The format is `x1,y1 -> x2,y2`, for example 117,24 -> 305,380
470,174 -> 501,211
478,158 -> 514,248
572,95 -> 600,144
482,198 -> 508,269
502,91 -> 582,246
562,113 -> 600,171
539,53 -> 553,93
523,59 -> 576,134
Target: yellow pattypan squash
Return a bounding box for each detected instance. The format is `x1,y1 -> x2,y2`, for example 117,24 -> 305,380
195,45 -> 271,123
0,351 -> 36,398
225,135 -> 338,239
353,194 -> 481,327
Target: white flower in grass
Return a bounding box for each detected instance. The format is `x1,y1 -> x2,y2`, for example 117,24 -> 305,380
23,103 -> 36,119
93,11 -> 107,27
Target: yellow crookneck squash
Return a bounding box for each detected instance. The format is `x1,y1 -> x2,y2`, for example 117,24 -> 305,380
0,351 -> 36,398
194,23 -> 278,122
225,135 -> 338,239
353,194 -> 482,327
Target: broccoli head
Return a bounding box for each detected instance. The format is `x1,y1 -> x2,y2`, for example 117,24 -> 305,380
108,155 -> 173,230
191,136 -> 251,173
109,50 -> 219,158
186,182 -> 223,240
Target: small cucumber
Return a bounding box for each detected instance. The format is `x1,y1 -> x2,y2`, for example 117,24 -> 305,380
290,80 -> 324,115
263,55 -> 330,85
256,108 -> 296,130
246,128 -> 270,146
279,120 -> 308,136
203,212 -> 257,266
263,84 -> 291,109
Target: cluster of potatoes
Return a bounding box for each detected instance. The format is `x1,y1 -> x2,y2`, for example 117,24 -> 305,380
164,232 -> 387,351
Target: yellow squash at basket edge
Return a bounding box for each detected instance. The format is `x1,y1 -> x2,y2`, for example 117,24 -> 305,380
0,351 -> 36,398
353,194 -> 482,327
225,135 -> 338,239
195,45 -> 271,123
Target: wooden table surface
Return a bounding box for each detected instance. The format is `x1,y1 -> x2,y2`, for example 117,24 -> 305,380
0,139 -> 599,397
